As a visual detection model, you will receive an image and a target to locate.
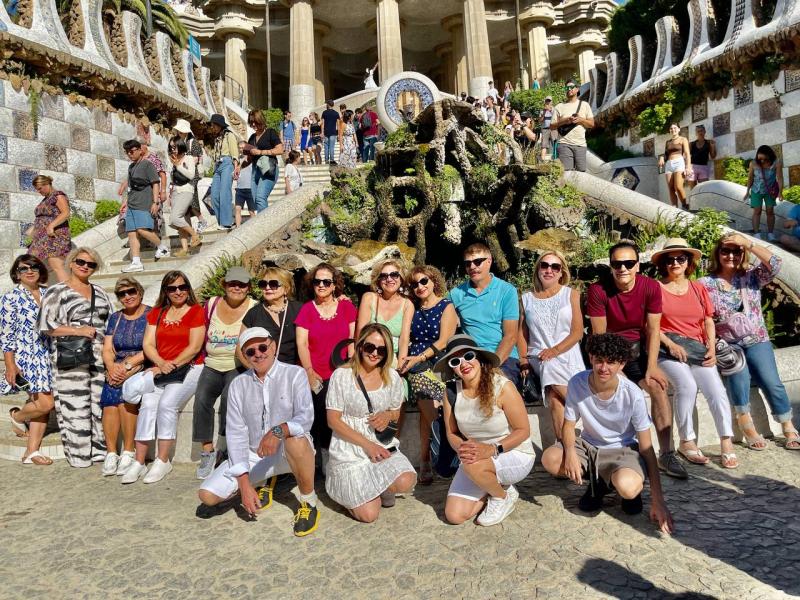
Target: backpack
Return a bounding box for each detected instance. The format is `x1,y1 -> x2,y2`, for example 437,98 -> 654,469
361,112 -> 373,131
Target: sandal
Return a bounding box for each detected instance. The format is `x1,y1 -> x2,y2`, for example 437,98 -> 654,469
22,451 -> 53,466
782,427 -> 800,451
8,408 -> 28,437
721,453 -> 739,469
737,415 -> 767,450
677,447 -> 709,465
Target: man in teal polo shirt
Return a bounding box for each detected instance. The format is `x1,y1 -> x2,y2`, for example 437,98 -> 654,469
449,242 -> 521,387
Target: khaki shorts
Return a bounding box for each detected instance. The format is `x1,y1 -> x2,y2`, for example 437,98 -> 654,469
558,438 -> 645,484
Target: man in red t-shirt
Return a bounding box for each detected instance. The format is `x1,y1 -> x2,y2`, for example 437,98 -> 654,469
361,107 -> 380,162
586,241 -> 687,480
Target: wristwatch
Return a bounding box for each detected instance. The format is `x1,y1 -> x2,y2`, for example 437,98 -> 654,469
124,362 -> 133,371
493,443 -> 505,457
271,425 -> 285,440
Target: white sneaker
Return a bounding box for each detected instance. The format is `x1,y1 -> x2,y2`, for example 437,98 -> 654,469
477,485 -> 519,526
754,232 -> 765,241
767,232 -> 778,242
142,458 -> 173,484
101,452 -> 119,476
120,461 -> 147,484
154,246 -> 171,260
121,262 -> 144,273
116,451 -> 136,476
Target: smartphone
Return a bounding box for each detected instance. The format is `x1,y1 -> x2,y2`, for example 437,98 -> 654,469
15,373 -> 30,391
311,379 -> 324,394
387,446 -> 397,454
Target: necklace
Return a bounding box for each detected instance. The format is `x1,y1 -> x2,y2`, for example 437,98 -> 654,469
314,298 -> 338,321
264,299 -> 287,315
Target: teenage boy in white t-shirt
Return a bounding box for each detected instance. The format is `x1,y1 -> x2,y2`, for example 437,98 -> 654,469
542,333 -> 673,533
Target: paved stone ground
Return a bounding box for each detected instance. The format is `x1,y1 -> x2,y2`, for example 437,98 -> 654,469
2,443 -> 800,600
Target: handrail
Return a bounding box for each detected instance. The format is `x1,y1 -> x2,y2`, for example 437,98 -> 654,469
218,74 -> 246,108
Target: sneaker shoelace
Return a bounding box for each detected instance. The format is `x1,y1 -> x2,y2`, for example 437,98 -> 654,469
294,502 -> 312,522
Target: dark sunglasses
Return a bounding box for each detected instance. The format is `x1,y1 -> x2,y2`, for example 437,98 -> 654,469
225,280 -> 250,289
565,84 -> 577,89
258,279 -> 282,290
720,247 -> 743,258
360,342 -> 388,358
610,259 -> 638,271
410,277 -> 430,290
378,271 -> 401,281
115,288 -> 138,299
539,261 -> 562,273
74,258 -> 98,269
244,343 -> 271,358
448,350 -> 477,369
463,257 -> 489,269
16,265 -> 38,275
313,278 -> 333,288
664,255 -> 689,265
166,284 -> 191,293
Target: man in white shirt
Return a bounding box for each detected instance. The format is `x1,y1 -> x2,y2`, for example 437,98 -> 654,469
551,78 -> 595,172
197,327 -> 320,537
487,80 -> 499,102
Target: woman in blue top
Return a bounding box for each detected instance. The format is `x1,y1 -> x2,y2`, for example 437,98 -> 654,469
2,255 -> 54,465
398,265 -> 457,485
100,277 -> 151,476
744,145 -> 783,241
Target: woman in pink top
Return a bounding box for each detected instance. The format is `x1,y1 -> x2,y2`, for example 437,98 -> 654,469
654,239 -> 736,469
295,263 -> 357,456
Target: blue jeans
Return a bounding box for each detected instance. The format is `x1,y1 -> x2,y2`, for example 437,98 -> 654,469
252,162 -> 278,212
210,156 -> 234,227
723,341 -> 792,423
500,357 -> 522,391
362,136 -> 378,162
324,135 -> 337,163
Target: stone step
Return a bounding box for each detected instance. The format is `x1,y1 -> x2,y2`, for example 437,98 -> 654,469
0,396 -> 64,462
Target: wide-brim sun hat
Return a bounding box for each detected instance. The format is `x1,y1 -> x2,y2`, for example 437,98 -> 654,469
433,334 -> 500,380
650,238 -> 703,264
209,113 -> 228,129
239,327 -> 271,349
173,118 -> 192,134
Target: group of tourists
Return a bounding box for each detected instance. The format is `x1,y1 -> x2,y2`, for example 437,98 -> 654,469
4,230 -> 795,536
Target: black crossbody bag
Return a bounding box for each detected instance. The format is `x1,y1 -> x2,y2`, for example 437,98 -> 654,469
356,374 -> 399,445
56,286 -> 97,370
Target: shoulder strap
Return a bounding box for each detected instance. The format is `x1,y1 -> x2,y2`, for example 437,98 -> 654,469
356,374 -> 375,413
87,285 -> 96,323
109,311 -> 123,355
372,294 -> 379,324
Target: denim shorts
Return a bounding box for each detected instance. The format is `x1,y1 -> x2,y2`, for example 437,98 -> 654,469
235,188 -> 255,210
124,208 -> 154,232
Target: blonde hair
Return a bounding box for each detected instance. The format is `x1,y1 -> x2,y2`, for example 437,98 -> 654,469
32,175 -> 53,188
114,276 -> 144,297
258,266 -> 295,299
66,246 -> 103,272
532,250 -> 572,292
709,233 -> 750,276
370,258 -> 407,293
350,323 -> 394,386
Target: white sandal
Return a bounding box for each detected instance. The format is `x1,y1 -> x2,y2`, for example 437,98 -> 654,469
22,451 -> 53,465
9,408 -> 28,437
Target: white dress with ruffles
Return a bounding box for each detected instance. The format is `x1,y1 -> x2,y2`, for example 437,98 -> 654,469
325,367 -> 415,509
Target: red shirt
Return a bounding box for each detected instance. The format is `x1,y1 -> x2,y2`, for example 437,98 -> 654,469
659,281 -> 713,343
147,304 -> 205,364
586,275 -> 663,343
294,298 -> 357,380
362,110 -> 379,138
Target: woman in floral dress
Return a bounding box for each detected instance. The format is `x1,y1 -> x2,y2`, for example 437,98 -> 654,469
28,175 -> 71,282
338,110 -> 359,169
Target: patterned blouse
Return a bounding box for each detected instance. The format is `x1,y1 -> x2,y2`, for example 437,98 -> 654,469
697,255 -> 781,345
0,285 -> 52,393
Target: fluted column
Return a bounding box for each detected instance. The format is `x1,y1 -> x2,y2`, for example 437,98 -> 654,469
435,43 -> 454,94
462,0 -> 493,99
375,0 -> 403,82
501,40 -> 528,89
289,0 -> 316,120
526,23 -> 550,85
443,15 -> 468,95
224,33 -> 248,104
313,21 -> 330,105
570,31 -> 603,85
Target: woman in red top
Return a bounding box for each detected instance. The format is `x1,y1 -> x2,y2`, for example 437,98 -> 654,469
122,271 -> 205,484
295,263 -> 357,459
654,239 -> 737,469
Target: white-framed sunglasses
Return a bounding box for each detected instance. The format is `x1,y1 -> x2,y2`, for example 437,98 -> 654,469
448,351 -> 477,369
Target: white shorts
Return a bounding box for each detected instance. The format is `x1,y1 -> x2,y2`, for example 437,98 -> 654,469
447,449 -> 535,501
200,434 -> 314,500
664,156 -> 686,174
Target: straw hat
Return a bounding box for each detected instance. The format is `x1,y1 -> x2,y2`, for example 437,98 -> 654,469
650,238 -> 702,264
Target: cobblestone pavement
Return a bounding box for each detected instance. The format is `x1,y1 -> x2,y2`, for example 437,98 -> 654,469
2,444 -> 800,600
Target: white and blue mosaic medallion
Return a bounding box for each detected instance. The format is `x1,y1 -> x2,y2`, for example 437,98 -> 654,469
611,167 -> 640,191
376,72 -> 441,134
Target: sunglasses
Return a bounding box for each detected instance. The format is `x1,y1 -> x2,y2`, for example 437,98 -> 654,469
313,278 -> 333,288
16,265 -> 38,275
115,288 -> 138,299
565,84 -> 577,89
360,342 -> 388,358
225,280 -> 250,289
378,271 -> 401,282
74,258 -> 98,270
244,343 -> 271,358
166,284 -> 191,293
410,277 -> 430,290
610,259 -> 638,271
664,255 -> 689,265
258,279 -> 282,290
448,350 -> 477,369
463,257 -> 489,269
539,261 -> 562,273
720,247 -> 743,258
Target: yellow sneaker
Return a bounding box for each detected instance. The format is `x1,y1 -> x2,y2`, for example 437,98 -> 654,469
256,475 -> 277,510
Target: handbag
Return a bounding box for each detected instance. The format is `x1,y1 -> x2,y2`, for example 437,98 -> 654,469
55,286 -> 96,370
760,165 -> 780,199
431,380 -> 461,477
715,283 -> 758,346
521,367 -> 544,405
658,332 -> 708,366
557,101 -> 583,137
256,155 -> 278,178
356,374 -> 399,445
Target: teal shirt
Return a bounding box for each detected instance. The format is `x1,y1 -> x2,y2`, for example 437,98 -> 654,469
449,275 -> 520,359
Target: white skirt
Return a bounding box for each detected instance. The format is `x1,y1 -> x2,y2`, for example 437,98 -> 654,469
325,449 -> 415,509
529,351 -> 585,389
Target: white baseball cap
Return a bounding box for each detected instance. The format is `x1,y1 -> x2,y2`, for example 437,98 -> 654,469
173,118 -> 192,134
239,327 -> 272,349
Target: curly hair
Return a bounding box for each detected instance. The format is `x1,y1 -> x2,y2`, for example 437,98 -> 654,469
370,258 -> 408,294
407,264 -> 446,300
474,360 -> 501,418
586,333 -> 633,365
304,262 -> 345,298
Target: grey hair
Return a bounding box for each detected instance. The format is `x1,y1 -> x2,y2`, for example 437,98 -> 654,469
66,246 -> 104,272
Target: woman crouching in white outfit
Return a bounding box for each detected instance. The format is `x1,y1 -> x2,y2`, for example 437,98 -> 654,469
436,335 -> 534,527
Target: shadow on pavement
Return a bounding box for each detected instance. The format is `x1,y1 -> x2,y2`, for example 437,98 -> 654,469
577,558 -> 717,599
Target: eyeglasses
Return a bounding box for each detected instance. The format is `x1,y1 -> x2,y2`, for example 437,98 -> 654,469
225,280 -> 250,289
378,271 -> 401,282
360,342 -> 388,358
463,257 -> 489,269
565,84 -> 577,90
539,261 -> 562,273
74,258 -> 98,270
16,265 -> 37,275
244,343 -> 271,358
720,247 -> 743,258
664,255 -> 689,265
115,288 -> 138,299
448,350 -> 477,369
258,279 -> 282,290
610,259 -> 638,271
410,277 -> 430,290
313,278 -> 333,288
166,284 -> 191,293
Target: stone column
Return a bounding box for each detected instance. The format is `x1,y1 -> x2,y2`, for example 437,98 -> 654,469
224,32 -> 248,104
576,46 -> 596,84
443,15 -> 468,96
313,21 -> 330,105
520,4 -> 554,87
435,43 -> 454,94
322,49 -> 334,101
375,0 -> 404,82
569,31 -> 603,84
288,0 -> 316,120
501,40 -> 528,89
247,53 -> 265,108
462,0 -> 493,99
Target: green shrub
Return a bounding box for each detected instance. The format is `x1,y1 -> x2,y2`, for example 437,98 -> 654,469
638,88 -> 676,137
196,253 -> 261,302
94,199 -> 121,223
723,157 -> 749,186
69,208 -> 95,237
384,125 -> 416,149
508,81 -> 568,116
261,108 -> 284,132
530,162 -> 583,209
469,163 -> 498,197
587,131 -> 637,162
782,185 -> 800,204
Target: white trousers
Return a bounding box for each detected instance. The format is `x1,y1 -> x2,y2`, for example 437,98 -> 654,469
135,364 -> 202,441
169,188 -> 194,229
660,359 -> 733,441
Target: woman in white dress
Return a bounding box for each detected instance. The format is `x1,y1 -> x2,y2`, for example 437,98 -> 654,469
518,251 -> 585,438
326,323 -> 417,523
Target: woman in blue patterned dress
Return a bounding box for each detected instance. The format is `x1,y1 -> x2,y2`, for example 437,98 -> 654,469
100,277 -> 151,476
398,265 -> 457,484
2,255 -> 55,465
